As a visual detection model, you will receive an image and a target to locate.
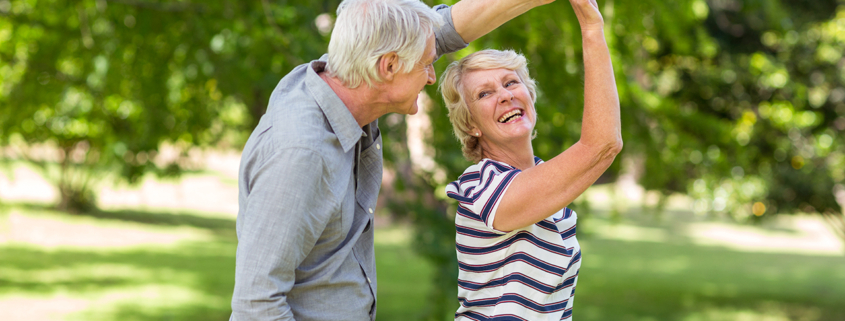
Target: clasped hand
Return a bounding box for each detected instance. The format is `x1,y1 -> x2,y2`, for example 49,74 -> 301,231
568,0 -> 604,31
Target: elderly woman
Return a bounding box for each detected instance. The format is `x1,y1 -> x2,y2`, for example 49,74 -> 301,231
439,0 -> 621,319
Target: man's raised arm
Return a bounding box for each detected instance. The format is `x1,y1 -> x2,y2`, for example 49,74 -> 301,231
451,0 -> 556,43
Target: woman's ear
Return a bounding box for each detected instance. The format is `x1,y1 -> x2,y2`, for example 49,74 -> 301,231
465,124 -> 481,137
378,52 -> 399,82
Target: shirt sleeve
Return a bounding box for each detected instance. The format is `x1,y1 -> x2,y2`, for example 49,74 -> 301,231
448,162 -> 521,233
231,147 -> 335,320
433,4 -> 469,59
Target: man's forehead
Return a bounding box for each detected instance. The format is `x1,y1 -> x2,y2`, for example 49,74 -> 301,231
425,48 -> 436,62
424,34 -> 436,61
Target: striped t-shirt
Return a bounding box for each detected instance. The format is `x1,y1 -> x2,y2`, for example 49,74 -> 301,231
446,157 -> 581,321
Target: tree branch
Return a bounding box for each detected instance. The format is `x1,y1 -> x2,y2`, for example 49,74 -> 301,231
258,0 -> 301,66
104,0 -> 206,13
821,211 -> 845,241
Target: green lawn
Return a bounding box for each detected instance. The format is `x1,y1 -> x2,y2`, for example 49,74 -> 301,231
1,203 -> 843,320
577,238 -> 845,321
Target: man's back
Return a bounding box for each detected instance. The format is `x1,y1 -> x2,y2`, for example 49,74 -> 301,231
233,59 -> 382,320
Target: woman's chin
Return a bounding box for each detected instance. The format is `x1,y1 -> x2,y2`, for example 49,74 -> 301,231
499,124 -> 534,138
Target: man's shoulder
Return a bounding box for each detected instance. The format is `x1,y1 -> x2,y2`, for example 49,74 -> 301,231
245,104 -> 336,157
273,56 -> 327,92
260,60 -> 336,150
239,55 -> 355,176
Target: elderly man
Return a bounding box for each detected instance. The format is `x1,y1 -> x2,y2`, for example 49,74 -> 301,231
231,0 -> 555,320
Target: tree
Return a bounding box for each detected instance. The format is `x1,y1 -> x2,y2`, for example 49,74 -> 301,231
0,0 -> 338,211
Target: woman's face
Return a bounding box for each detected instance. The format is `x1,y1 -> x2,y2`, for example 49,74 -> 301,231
462,68 -> 536,150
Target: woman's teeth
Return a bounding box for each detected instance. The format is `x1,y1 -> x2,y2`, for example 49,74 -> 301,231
498,110 -> 523,123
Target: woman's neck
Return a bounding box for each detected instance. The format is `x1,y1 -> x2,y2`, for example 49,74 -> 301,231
480,139 -> 535,170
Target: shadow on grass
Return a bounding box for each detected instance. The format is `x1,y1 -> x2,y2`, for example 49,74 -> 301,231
577,238 -> 845,321
0,240 -> 236,292
0,277 -> 136,293
82,304 -> 232,321
4,199 -> 843,320
578,207 -> 818,243
0,201 -> 239,320
7,201 -> 236,236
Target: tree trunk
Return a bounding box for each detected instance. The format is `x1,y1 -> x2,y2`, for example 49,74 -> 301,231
55,143 -> 97,213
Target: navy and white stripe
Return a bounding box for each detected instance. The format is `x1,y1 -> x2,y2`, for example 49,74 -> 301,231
447,158 -> 582,321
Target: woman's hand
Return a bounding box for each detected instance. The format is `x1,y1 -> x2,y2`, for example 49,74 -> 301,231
490,0 -> 620,233
568,0 -> 604,31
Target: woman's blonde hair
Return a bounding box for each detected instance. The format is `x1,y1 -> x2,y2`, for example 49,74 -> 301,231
439,49 -> 538,162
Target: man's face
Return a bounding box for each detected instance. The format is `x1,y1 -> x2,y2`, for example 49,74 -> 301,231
386,33 -> 437,115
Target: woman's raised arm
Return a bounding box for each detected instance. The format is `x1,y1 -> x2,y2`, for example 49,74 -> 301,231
492,0 -> 622,232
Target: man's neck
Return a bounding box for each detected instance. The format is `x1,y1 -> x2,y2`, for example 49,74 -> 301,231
319,72 -> 389,128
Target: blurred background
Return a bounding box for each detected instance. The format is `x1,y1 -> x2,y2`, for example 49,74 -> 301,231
1,0 -> 844,320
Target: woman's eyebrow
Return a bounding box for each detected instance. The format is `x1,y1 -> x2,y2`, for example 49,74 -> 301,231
474,82 -> 492,92
470,83 -> 494,99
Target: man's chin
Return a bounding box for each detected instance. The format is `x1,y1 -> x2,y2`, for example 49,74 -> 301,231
405,103 -> 419,115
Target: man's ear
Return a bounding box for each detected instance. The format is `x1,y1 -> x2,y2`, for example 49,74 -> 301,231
378,52 -> 399,82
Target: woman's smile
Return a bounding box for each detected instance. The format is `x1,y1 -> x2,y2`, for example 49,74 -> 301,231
497,108 -> 524,123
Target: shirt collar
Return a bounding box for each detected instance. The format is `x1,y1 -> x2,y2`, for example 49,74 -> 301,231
305,56 -> 365,152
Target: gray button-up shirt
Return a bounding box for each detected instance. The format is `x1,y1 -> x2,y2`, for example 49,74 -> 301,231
231,5 -> 467,321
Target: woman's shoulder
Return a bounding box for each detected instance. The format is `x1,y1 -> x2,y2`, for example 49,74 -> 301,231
455,159 -> 513,181
448,161 -> 486,191
446,158 -> 520,194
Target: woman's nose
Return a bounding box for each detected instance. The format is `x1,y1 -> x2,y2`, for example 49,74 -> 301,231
499,89 -> 514,104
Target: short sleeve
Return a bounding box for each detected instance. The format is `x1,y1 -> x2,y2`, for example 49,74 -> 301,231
447,161 -> 521,233
432,4 -> 469,59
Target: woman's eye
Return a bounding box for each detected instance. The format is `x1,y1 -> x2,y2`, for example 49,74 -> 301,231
478,91 -> 489,99
505,80 -> 519,87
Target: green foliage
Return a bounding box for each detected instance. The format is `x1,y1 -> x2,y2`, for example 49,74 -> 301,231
423,0 -> 845,223
0,0 -> 338,209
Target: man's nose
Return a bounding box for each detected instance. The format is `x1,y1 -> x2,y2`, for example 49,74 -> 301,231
426,67 -> 436,85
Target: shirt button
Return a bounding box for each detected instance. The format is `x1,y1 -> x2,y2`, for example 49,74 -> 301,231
367,277 -> 372,283
368,208 -> 374,214
376,144 -> 380,150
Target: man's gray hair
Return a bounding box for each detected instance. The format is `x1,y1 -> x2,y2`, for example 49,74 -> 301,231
327,0 -> 444,88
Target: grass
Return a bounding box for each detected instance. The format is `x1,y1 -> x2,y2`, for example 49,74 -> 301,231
0,204 -> 237,320
375,242 -> 435,320
0,203 -> 437,321
577,238 -> 845,321
1,202 -> 844,320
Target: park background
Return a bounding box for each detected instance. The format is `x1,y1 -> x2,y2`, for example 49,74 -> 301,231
1,0 -> 845,320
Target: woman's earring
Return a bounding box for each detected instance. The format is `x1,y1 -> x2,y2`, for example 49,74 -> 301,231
475,132 -> 480,136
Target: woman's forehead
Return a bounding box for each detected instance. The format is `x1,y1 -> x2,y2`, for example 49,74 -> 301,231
463,68 -> 518,86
